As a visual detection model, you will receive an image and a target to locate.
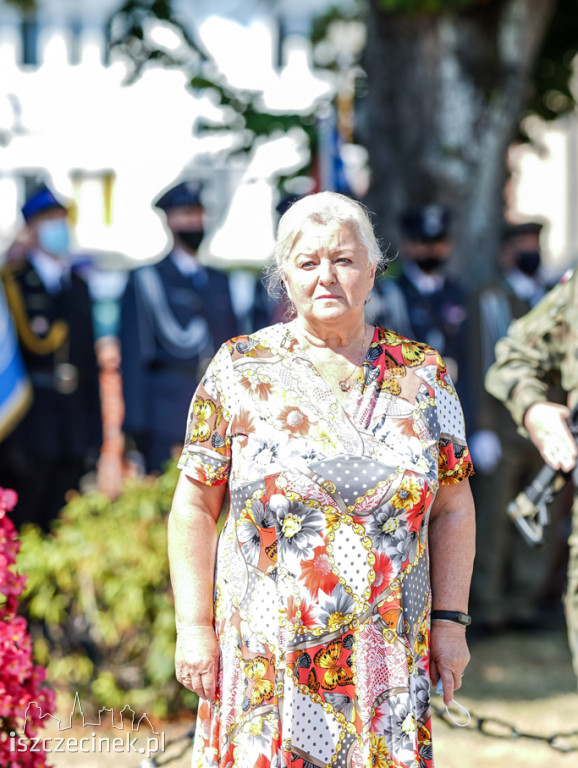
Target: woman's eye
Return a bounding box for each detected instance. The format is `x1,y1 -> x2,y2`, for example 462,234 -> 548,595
301,260 -> 315,268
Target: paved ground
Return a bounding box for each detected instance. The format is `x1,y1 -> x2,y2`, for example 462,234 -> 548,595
45,624 -> 578,767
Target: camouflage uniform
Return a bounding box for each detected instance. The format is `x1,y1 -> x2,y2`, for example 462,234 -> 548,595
486,267 -> 578,677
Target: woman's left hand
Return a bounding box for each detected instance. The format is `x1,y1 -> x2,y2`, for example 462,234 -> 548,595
429,622 -> 470,706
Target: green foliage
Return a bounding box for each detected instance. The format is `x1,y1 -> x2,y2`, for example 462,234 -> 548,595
376,0 -> 480,11
3,0 -> 37,12
108,0 -> 208,80
191,72 -> 319,161
526,0 -> 578,123
18,461 -> 198,718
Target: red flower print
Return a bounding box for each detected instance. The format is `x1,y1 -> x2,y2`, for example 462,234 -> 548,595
300,546 -> 339,596
287,595 -> 318,630
404,500 -> 427,535
391,417 -> 417,439
240,373 -> 273,400
370,552 -> 394,601
230,408 -> 256,445
278,406 -> 311,436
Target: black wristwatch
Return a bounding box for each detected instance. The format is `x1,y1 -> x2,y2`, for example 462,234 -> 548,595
431,610 -> 471,626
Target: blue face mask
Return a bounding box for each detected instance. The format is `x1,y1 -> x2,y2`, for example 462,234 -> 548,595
37,219 -> 70,256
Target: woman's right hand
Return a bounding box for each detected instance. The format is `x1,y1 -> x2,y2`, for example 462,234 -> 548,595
175,624 -> 220,701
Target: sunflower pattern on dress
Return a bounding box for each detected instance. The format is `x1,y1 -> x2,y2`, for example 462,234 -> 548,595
178,323 -> 473,768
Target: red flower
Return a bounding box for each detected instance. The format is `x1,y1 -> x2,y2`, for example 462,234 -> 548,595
0,487 -> 56,766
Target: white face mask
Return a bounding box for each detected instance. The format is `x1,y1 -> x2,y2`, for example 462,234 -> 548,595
435,679 -> 471,727
37,219 -> 70,256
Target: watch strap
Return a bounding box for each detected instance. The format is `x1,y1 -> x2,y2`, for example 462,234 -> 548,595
431,610 -> 471,626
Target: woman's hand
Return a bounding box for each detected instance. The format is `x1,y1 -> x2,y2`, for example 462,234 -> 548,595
429,622 -> 470,706
175,624 -> 220,701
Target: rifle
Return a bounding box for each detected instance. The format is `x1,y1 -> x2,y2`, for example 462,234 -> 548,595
507,403 -> 578,548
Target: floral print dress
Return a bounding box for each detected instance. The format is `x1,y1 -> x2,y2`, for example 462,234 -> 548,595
177,322 -> 473,768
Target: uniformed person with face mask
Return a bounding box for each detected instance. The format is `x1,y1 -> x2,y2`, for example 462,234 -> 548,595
0,185 -> 102,528
369,204 -> 470,421
467,221 -> 560,631
485,267 -> 578,680
119,180 -> 238,473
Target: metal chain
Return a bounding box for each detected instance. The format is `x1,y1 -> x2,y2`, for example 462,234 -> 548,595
133,704 -> 578,767
135,724 -> 195,768
432,702 -> 578,753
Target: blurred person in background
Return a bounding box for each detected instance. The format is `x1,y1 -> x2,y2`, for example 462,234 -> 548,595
369,204 -> 470,425
486,266 -> 578,679
468,221 -> 560,632
169,191 -> 475,767
119,180 -> 238,474
0,185 -> 102,528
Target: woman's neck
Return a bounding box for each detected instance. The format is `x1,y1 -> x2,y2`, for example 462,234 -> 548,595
293,316 -> 368,352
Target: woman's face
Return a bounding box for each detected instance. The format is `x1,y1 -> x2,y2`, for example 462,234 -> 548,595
283,219 -> 376,331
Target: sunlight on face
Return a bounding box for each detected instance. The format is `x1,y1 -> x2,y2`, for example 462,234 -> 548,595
283,220 -> 375,330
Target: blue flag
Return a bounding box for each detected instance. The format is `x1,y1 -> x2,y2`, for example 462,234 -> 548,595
0,283 -> 31,441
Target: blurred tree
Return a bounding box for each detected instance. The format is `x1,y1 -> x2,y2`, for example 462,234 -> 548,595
361,0 -> 575,285
107,0 -> 321,175
98,0 -> 578,283
3,0 -> 37,12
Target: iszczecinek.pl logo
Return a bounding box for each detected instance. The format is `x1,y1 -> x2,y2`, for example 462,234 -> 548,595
9,692 -> 166,757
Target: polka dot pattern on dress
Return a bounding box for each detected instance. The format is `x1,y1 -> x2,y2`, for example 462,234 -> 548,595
436,382 -> 466,442
400,555 -> 429,627
286,685 -> 343,764
310,455 -> 393,506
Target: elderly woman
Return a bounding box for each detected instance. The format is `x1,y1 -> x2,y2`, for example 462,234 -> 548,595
169,192 -> 475,768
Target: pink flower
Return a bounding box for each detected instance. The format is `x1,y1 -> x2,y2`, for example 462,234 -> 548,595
0,487 -> 18,516
0,487 -> 55,767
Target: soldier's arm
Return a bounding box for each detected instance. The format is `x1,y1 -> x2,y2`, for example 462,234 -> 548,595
485,273 -> 573,433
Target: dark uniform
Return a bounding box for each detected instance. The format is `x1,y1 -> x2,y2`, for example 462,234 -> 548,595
119,181 -> 238,473
0,187 -> 102,528
369,205 -> 470,423
468,222 -> 556,630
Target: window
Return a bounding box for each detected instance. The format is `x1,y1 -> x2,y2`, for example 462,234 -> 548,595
20,17 -> 39,66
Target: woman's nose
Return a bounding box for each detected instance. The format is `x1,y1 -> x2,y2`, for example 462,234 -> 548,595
319,260 -> 336,284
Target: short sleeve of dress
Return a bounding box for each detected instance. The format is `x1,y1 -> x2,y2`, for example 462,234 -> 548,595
177,343 -> 235,486
434,354 -> 474,484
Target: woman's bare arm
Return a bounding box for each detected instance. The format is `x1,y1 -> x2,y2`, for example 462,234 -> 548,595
168,471 -> 227,700
428,478 -> 476,705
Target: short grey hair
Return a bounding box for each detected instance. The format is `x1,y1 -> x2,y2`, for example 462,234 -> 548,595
265,191 -> 387,298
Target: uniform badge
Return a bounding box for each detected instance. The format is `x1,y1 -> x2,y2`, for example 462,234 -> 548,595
54,363 -> 79,394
